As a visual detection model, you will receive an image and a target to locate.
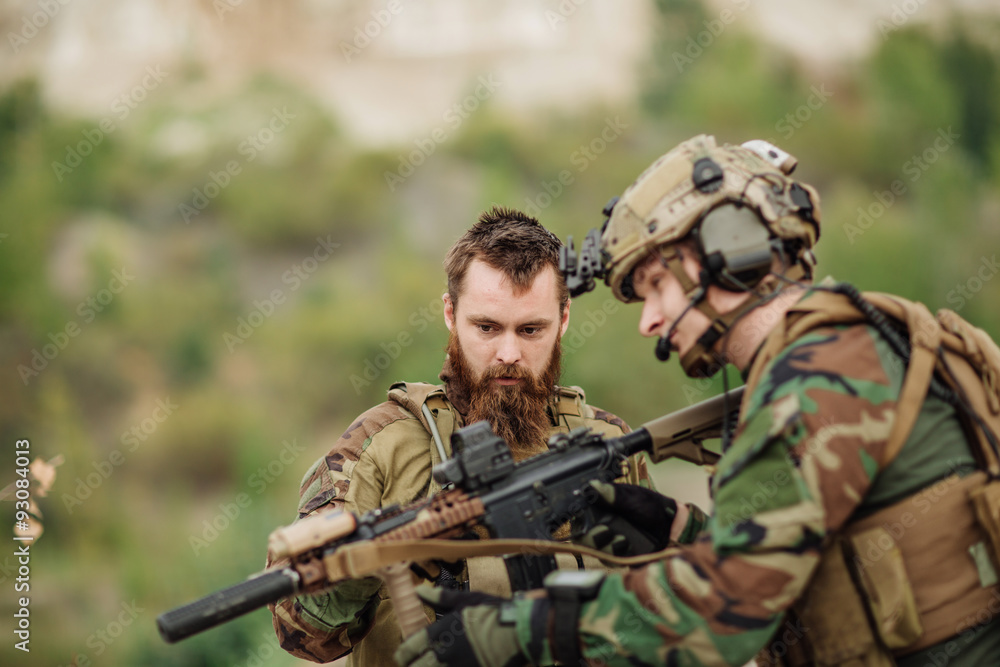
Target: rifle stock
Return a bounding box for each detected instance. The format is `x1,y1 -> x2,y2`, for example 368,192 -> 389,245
157,387 -> 743,644
641,385 -> 742,465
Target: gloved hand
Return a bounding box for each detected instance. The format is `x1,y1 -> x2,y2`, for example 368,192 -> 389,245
575,481 -> 679,556
394,586 -> 527,667
296,575 -> 383,630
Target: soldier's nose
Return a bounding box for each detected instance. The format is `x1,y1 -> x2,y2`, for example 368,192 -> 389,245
638,300 -> 665,338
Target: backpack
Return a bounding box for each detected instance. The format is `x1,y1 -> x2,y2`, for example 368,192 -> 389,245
748,284 -> 1000,664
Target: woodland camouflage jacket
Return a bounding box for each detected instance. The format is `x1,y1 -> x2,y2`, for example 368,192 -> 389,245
514,297 -> 1000,666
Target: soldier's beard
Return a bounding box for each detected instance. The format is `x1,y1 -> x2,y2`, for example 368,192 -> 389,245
447,332 -> 562,462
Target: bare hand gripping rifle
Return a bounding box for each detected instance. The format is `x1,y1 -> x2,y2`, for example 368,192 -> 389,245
156,387 -> 742,644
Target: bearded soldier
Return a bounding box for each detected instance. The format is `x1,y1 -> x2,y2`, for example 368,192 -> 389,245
395,136 -> 1000,666
267,206 -> 654,665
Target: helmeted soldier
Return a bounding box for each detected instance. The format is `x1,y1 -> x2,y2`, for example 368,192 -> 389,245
266,206 -> 654,665
395,136 -> 1000,666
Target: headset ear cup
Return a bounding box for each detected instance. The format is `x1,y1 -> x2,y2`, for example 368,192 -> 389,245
696,203 -> 774,292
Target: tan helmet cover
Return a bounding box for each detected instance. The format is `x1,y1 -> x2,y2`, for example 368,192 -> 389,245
601,134 -> 821,302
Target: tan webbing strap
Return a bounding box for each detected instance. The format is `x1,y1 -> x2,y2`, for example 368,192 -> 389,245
552,386 -> 586,431
782,291 -> 859,340
387,382 -> 456,496
388,382 -> 445,435
465,557 -> 513,597
875,296 -> 941,467
742,290 -> 945,470
662,249 -> 702,300
322,538 -> 676,582
883,344 -> 937,467
938,309 -> 1000,475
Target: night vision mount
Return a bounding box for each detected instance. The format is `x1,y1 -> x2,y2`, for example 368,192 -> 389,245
559,228 -> 605,298
558,197 -> 618,298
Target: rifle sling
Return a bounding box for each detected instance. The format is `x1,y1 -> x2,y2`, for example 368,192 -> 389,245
320,538 -> 676,582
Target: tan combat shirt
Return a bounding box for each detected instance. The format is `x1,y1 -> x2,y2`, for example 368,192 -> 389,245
267,367 -> 650,665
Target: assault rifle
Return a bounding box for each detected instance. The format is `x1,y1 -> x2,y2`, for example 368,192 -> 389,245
157,387 -> 742,644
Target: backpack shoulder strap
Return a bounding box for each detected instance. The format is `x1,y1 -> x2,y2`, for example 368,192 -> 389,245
861,293 -> 942,467
741,289 -> 941,470
387,381 -> 456,464
936,310 -> 1000,475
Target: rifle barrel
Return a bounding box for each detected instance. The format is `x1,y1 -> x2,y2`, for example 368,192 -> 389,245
157,568 -> 299,643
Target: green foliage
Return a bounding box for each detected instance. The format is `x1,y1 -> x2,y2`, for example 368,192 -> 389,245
939,24 -> 1000,172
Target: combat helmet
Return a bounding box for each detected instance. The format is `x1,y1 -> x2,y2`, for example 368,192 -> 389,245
562,135 -> 821,377
603,134 -> 820,303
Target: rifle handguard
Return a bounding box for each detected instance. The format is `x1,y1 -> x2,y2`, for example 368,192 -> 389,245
269,510 -> 358,559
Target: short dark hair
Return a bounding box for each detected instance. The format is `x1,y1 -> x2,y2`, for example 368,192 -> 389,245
444,206 -> 569,312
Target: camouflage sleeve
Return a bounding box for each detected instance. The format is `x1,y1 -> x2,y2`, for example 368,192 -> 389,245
266,401 -> 413,663
674,503 -> 711,544
517,324 -> 902,665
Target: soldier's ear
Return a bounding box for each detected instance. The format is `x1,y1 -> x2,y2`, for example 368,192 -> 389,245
443,293 -> 455,332
559,299 -> 571,338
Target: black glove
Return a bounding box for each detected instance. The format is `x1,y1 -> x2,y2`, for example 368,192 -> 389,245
576,481 -> 678,556
394,587 -> 527,667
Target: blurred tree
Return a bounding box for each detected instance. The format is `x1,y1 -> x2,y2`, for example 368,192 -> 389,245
940,23 -> 999,174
